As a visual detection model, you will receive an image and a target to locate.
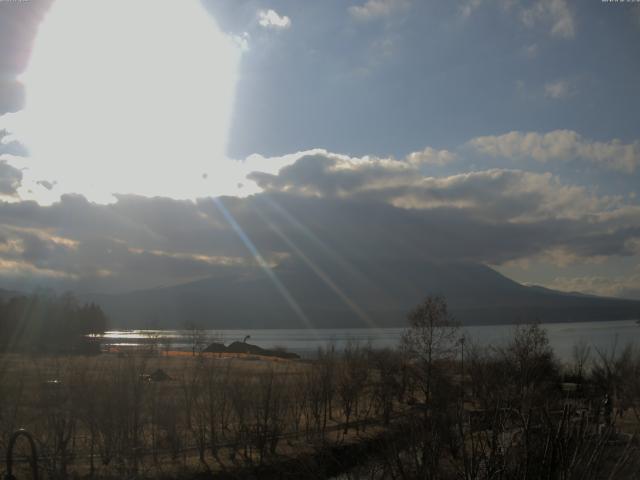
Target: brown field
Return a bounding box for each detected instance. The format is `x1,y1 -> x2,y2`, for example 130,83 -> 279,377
0,347 -> 404,479
2,323 -> 640,480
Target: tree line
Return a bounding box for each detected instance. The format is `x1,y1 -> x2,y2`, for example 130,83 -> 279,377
0,292 -> 108,353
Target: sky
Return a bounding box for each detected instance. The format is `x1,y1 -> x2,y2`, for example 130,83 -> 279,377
0,0 -> 639,300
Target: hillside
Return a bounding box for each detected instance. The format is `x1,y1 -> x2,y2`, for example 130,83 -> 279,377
83,259 -> 640,329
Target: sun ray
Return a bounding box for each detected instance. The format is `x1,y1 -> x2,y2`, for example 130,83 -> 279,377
252,200 -> 381,329
213,198 -> 316,331
261,195 -> 384,293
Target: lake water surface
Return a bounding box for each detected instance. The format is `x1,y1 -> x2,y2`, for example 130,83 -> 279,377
100,319 -> 640,362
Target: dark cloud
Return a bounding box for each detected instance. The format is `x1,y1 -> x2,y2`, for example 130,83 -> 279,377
20,232 -> 50,262
0,152 -> 638,294
0,78 -> 24,115
36,180 -> 56,190
249,153 -> 614,223
249,154 -> 417,198
0,1 -> 53,72
0,159 -> 21,195
0,129 -> 27,157
0,1 -> 53,118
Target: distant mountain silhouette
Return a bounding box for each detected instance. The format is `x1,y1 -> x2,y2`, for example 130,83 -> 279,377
0,288 -> 21,301
82,259 -> 640,329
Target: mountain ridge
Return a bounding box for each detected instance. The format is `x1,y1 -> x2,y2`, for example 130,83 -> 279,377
78,260 -> 640,329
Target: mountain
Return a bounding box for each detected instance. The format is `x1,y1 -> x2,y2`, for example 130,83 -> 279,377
83,259 -> 640,329
0,288 -> 22,301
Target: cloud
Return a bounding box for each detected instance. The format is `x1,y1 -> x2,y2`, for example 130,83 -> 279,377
244,151 -> 640,267
461,0 -> 575,38
0,129 -> 27,157
0,160 -> 21,195
249,153 -> 613,223
544,79 -> 573,99
0,258 -> 78,281
406,147 -> 457,166
459,0 -> 485,19
232,32 -> 250,51
248,147 -> 457,200
0,196 -> 257,291
523,43 -> 538,58
468,130 -> 640,172
36,180 -> 56,191
547,274 -> 640,300
521,0 -> 575,38
0,78 -> 24,115
246,145 -> 455,197
258,9 -> 291,29
349,0 -> 410,21
0,184 -> 636,292
0,143 -> 638,292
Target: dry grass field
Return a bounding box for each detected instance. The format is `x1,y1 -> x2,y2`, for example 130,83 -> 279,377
2,321 -> 640,479
0,346 -> 407,479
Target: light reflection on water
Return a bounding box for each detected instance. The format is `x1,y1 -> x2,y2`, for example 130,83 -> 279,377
94,319 -> 640,361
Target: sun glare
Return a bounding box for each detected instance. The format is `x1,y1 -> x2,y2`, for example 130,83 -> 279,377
9,0 -> 240,203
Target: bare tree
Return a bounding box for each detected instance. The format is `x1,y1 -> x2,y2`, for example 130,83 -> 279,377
144,331 -> 161,356
304,363 -> 325,440
395,296 -> 461,479
35,357 -> 78,478
592,340 -> 637,420
369,348 -> 403,426
337,340 -> 368,434
402,295 -> 460,402
161,334 -> 173,357
185,321 -> 207,356
229,374 -> 252,462
251,366 -> 287,463
499,323 -> 560,410
571,338 -> 592,380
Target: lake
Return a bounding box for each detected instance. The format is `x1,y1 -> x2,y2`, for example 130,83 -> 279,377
99,319 -> 640,362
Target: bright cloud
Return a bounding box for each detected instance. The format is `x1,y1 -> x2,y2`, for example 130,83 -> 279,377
522,0 -> 575,38
547,274 -> 640,300
349,0 -> 410,21
459,0 -> 484,19
406,147 -> 456,166
258,9 -> 291,29
462,0 -> 575,38
249,153 -> 615,222
0,160 -> 21,196
469,130 -> 640,172
544,79 -> 573,99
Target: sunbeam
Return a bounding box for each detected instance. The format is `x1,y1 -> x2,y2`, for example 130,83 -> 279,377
253,199 -> 380,329
213,198 -> 316,331
261,195 -> 383,293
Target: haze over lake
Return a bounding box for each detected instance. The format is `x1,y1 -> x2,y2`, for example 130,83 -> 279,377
101,319 -> 640,361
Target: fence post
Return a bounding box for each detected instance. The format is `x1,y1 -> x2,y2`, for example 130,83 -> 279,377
5,429 -> 38,480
